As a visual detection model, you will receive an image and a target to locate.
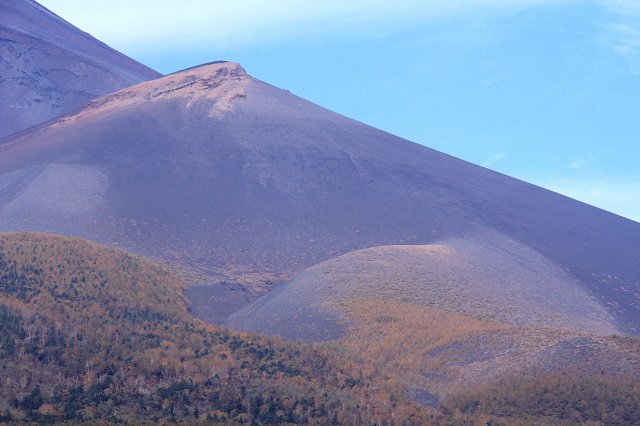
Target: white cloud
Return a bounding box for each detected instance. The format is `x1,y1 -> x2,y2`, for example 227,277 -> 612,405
543,178 -> 640,222
597,0 -> 640,72
609,24 -> 640,62
482,152 -> 506,167
39,0 -> 573,52
568,159 -> 587,169
36,0 -> 640,66
567,154 -> 599,169
600,0 -> 640,16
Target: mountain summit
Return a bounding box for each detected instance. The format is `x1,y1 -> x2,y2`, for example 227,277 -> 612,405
0,60 -> 639,333
0,0 -> 161,138
64,61 -> 248,121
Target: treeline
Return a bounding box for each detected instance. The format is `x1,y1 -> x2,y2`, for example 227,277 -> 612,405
0,232 -> 426,424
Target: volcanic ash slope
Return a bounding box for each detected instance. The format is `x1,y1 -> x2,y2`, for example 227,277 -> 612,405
0,60 -> 638,332
0,0 -> 160,138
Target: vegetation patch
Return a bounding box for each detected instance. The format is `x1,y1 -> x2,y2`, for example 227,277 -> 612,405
329,298 -> 504,393
0,232 -> 426,424
438,373 -> 640,426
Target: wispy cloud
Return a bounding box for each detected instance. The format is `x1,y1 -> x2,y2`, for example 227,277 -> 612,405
600,0 -> 640,16
567,154 -> 599,170
568,159 -> 588,169
607,24 -> 640,69
597,0 -> 640,72
39,0 -> 572,52
39,0 -> 640,69
482,152 -> 506,167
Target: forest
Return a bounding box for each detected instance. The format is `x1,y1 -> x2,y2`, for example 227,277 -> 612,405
1,232 -> 639,425
0,233 -> 426,424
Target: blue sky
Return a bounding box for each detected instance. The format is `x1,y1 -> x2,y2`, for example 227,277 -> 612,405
41,0 -> 640,222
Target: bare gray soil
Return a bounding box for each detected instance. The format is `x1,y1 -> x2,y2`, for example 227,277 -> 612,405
227,235 -> 621,338
0,61 -> 638,332
186,281 -> 274,325
0,0 -> 160,138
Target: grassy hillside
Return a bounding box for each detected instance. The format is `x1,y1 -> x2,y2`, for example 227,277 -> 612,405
438,372 -> 640,425
229,240 -> 640,403
326,299 -> 504,394
0,232 -> 425,425
329,298 -> 640,424
331,298 -> 640,401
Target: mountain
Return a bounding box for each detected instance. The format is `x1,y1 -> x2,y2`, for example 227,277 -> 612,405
227,232 -> 622,341
0,0 -> 161,138
2,2 -> 639,423
0,60 -> 638,333
0,232 -> 423,424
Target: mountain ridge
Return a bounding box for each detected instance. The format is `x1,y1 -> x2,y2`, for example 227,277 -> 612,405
0,0 -> 161,138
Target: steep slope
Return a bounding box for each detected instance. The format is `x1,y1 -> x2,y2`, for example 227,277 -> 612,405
0,232 -> 423,424
0,0 -> 160,138
228,239 -> 640,403
0,61 -> 638,332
